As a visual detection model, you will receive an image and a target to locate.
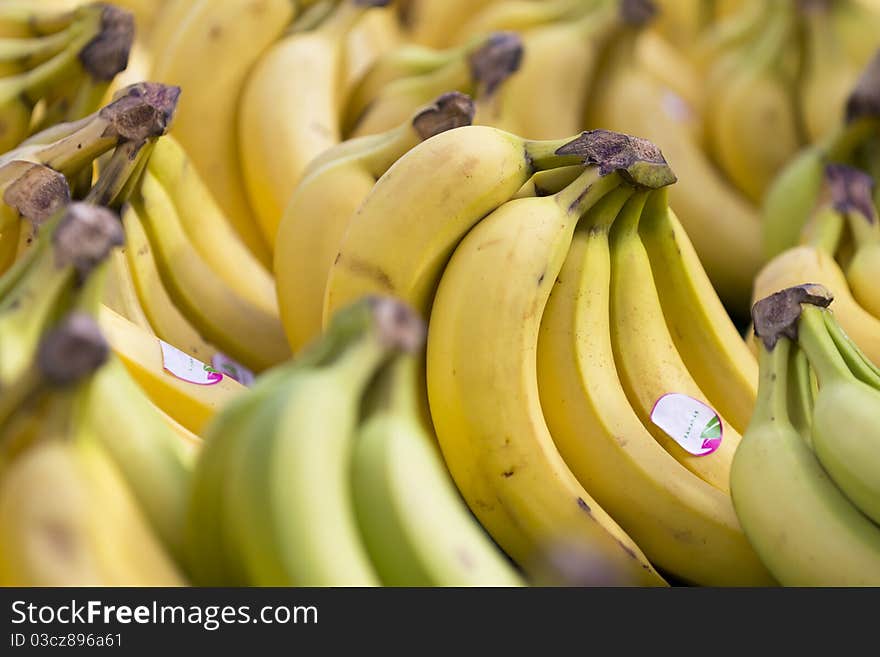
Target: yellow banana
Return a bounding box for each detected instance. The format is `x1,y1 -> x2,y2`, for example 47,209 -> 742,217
426,133 -> 673,583
97,304 -> 245,436
401,0 -> 500,48
239,1 -> 391,248
149,0 -> 296,266
586,19 -> 762,318
134,170 -> 290,371
608,191 -> 742,493
342,4 -> 404,103
276,91 -> 474,354
537,173 -> 772,586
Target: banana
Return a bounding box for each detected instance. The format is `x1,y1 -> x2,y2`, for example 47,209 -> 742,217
638,189 -> 758,436
733,288 -> 880,586
276,91 -> 474,354
823,307 -> 880,387
0,438 -> 185,586
120,201 -> 217,362
799,0 -> 867,144
102,244 -> 156,335
149,0 -> 297,266
756,166 -> 880,366
426,133 -> 673,584
192,296 -> 421,586
703,0 -> 801,205
343,42 -> 466,132
454,0 -> 588,45
348,31 -> 523,138
652,0 -> 715,49
342,3 -> 404,98
97,304 -> 245,437
352,353 -> 525,587
0,2 -> 77,40
239,1 -> 391,247
0,203 -> 121,388
144,136 -> 278,319
323,126 -> 595,326
537,186 -> 773,586
400,0 -> 500,48
798,301 -> 880,525
840,168 -> 880,318
609,191 -> 743,493
478,0 -> 631,140
831,0 -> 880,66
134,169 -> 290,371
585,13 -> 761,318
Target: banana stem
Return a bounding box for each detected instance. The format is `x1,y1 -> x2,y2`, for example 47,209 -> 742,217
826,117 -> 880,162
361,353 -> 421,422
752,336 -> 792,429
86,139 -> 155,210
797,305 -> 855,384
805,206 -> 845,254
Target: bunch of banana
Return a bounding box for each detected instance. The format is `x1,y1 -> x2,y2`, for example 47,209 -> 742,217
127,157 -> 291,372
755,164 -> 880,365
185,295 -> 522,586
585,0 -> 761,319
276,91 -> 475,354
239,0 -> 392,248
0,200 -> 194,574
346,29 -> 524,138
147,0 -> 299,266
0,2 -> 134,152
0,312 -> 185,586
426,133 -> 677,585
733,284 -> 880,585
464,0 -> 645,140
699,0 -> 880,207
762,48 -> 880,258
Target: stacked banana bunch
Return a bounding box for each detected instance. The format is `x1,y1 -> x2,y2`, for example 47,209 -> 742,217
736,284 -> 880,585
0,0 -> 879,589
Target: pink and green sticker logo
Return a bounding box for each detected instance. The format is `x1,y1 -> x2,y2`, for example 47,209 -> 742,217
650,393 -> 723,456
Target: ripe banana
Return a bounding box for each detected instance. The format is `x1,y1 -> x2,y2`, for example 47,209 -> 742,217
609,191 -> 742,493
102,244 -> 156,335
426,133 -> 673,584
134,170 -> 290,371
400,0 -> 500,48
97,304 -> 245,437
0,438 -> 185,586
537,186 -> 773,586
454,0 -> 587,45
479,0 -> 631,140
799,0 -> 866,144
342,3 -> 404,98
732,289 -> 880,585
276,91 -> 474,354
121,201 -> 218,362
704,1 -> 801,205
145,135 -> 278,319
239,1 -> 391,247
840,169 -> 880,318
585,14 -> 761,318
323,126 -> 593,325
638,189 -> 757,435
149,0 -> 297,265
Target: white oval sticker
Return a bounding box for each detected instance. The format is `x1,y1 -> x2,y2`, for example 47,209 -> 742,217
650,393 -> 722,456
159,340 -> 223,386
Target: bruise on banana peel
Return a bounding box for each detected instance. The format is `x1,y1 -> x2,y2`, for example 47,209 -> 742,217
555,129 -> 677,189
751,284 -> 834,351
620,0 -> 658,27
